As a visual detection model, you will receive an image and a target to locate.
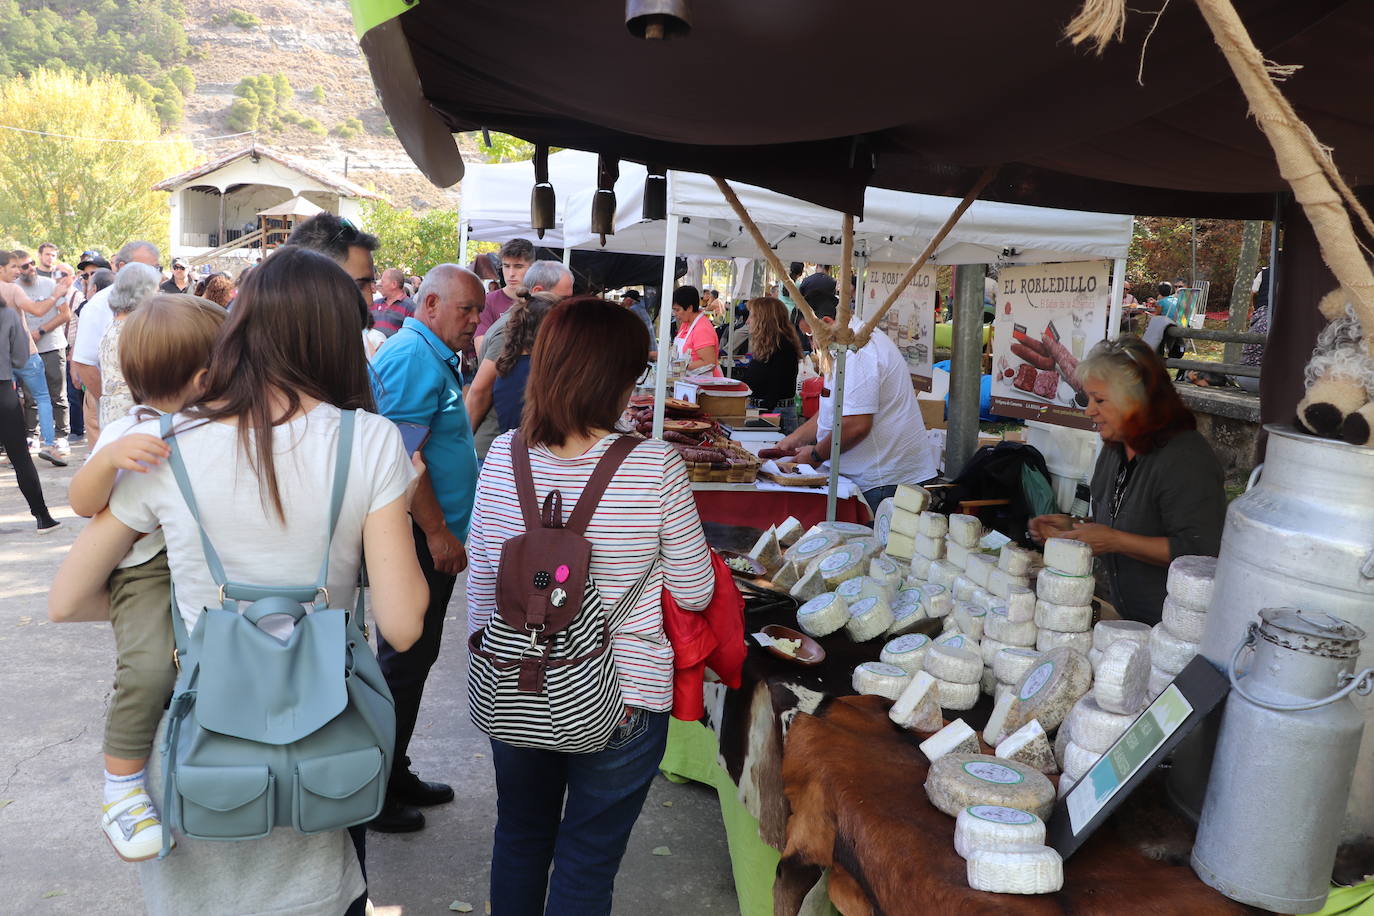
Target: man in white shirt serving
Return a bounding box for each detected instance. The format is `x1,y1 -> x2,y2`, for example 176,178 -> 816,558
777,283 -> 937,511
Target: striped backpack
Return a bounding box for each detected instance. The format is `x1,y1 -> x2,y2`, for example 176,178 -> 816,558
467,433 -> 652,753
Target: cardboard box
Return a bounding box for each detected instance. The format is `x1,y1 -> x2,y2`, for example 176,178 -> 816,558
918,397 -> 947,430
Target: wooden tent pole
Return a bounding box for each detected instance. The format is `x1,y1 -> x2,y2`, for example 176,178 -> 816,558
834,213 -> 855,344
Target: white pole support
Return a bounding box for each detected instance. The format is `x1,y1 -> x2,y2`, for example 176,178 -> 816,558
457,212 -> 468,266
825,345 -> 848,522
1108,255 -> 1127,340
652,212 -> 680,441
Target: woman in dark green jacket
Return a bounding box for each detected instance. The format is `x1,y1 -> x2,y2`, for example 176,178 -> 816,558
1030,336 -> 1226,625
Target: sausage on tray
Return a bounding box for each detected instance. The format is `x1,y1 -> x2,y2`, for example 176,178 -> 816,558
1011,342 -> 1056,370
1041,332 -> 1087,402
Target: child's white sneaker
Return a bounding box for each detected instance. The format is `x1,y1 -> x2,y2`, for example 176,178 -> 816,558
100,787 -> 169,861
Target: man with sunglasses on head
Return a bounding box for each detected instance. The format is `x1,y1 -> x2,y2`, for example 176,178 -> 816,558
286,211 -> 381,302
13,250 -> 72,460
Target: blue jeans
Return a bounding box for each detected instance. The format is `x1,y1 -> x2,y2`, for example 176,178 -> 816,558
862,484 -> 899,513
489,708 -> 669,916
13,354 -> 53,445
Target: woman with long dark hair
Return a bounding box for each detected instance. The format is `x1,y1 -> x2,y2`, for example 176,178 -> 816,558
737,295 -> 803,433
50,245 -> 428,915
1029,336 -> 1226,624
491,289 -> 558,432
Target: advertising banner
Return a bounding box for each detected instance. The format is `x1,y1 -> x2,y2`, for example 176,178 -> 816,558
865,262 -> 936,391
990,260 -> 1111,430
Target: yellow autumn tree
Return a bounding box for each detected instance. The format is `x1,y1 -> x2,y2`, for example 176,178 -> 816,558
0,69 -> 194,257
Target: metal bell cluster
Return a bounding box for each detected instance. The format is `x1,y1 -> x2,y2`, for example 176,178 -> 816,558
626,0 -> 691,40
591,154 -> 620,246
530,144 -> 554,239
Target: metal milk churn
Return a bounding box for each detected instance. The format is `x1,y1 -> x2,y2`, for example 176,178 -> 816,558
1191,609 -> 1372,914
1169,425 -> 1374,844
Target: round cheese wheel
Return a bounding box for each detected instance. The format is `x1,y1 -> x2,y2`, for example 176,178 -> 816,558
1061,738 -> 1103,781
954,805 -> 1046,859
967,845 -> 1064,895
919,511 -> 949,538
993,647 -> 1043,685
948,514 -> 983,549
981,665 -> 999,696
785,529 -> 844,564
935,677 -> 981,710
1166,555 -> 1217,609
872,497 -> 895,547
886,588 -> 928,636
927,559 -> 960,589
1162,596 -> 1208,643
1093,639 -> 1150,715
965,553 -> 996,589
1147,664 -> 1173,700
1091,619 -> 1152,652
1036,628 -> 1093,656
925,754 -> 1056,820
997,544 -> 1036,576
796,592 -> 848,637
1149,622 -> 1198,674
1043,537 -> 1093,576
908,554 -> 933,581
1001,647 -> 1094,736
921,584 -> 952,618
1036,567 -> 1094,606
986,567 -> 1031,600
925,643 -> 983,684
951,575 -> 977,603
969,587 -> 998,612
881,633 -> 933,675
1004,585 -> 1036,623
852,661 -> 911,700
846,594 -> 895,642
980,635 -> 1010,666
985,608 -> 1039,647
814,542 -> 868,587
1066,695 -> 1136,753
953,603 -> 988,640
1033,599 -> 1092,633
869,555 -> 904,590
813,520 -> 874,540
835,575 -> 890,606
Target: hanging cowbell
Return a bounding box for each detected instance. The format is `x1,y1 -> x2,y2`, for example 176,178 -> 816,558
642,164 -> 667,221
626,0 -> 692,40
591,154 -> 620,246
529,144 -> 555,239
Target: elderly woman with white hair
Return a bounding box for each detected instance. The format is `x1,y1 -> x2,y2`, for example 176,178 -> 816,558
97,262 -> 162,427
1028,336 -> 1226,625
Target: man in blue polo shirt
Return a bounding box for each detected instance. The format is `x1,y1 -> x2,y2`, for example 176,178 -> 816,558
370,263 -> 483,832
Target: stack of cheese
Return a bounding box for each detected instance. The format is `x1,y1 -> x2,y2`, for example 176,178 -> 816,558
1033,538 -> 1095,656
1147,556 -> 1216,699
944,513 -> 984,572
883,485 -> 934,562
984,646 -> 1093,755
923,638 -> 983,710
925,756 -> 1063,894
989,647 -> 1042,705
908,510 -> 949,580
1056,631 -> 1152,794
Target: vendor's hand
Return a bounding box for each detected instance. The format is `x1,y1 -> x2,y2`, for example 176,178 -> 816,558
1028,513 -> 1074,544
793,445 -> 818,467
426,525 -> 468,576
1060,522 -> 1119,556
101,433 -> 171,473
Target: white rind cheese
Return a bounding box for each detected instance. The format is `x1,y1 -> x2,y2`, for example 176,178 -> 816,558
948,513 -> 983,548
934,631 -> 979,653
1166,555 -> 1218,609
952,603 -> 988,640
814,543 -> 869,588
1061,739 -> 1102,781
983,690 -> 1017,746
1036,628 -> 1093,656
951,575 -> 978,602
1054,718 -> 1072,769
890,670 -> 944,732
919,511 -> 949,538
1036,568 -> 1095,606
936,678 -> 982,710
1093,639 -> 1150,714
915,532 -> 946,560
775,516 -> 805,548
1033,599 -> 1093,633
945,539 -> 972,570
1058,773 -> 1077,798
1149,622 -> 1198,675
1089,647 -> 1103,670
920,719 -> 981,763
1066,695 -> 1136,754
927,559 -> 961,589
980,635 -> 1011,667
890,507 -> 921,539
993,648 -> 1043,686
894,483 -> 932,513
796,592 -> 849,637
1147,665 -> 1173,699
846,595 -> 895,642
995,719 -> 1059,775
965,553 -> 996,589
1002,647 -> 1094,736
1162,596 -> 1207,643
921,584 -> 953,618
881,633 -> 933,675
908,554 -> 933,581
924,754 -> 1056,820
1005,585 -> 1036,623
966,846 -> 1064,895
748,526 -> 783,572
788,563 -> 830,602
981,666 -> 999,696
998,544 -> 1036,576
985,609 -> 1039,647
852,661 -> 911,700
812,521 -> 873,540
954,805 -> 1046,859
785,529 -> 845,564
869,555 -> 904,589
886,588 -> 928,636
885,531 -> 916,561
986,567 -> 1031,599
995,682 -> 1013,704
969,588 -> 999,612
1043,537 -> 1093,576
836,575 -> 892,606
925,644 -> 984,684
872,498 -> 895,547
1092,619 -> 1152,652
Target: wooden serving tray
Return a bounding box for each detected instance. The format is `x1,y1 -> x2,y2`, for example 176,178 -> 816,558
759,460 -> 829,488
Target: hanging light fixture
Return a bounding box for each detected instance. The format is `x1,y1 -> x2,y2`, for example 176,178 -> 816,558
625,0 -> 692,40
530,143 -> 555,239
591,154 -> 620,246
642,164 -> 667,221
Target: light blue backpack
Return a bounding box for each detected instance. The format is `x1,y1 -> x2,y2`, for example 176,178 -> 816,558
157,410 -> 395,857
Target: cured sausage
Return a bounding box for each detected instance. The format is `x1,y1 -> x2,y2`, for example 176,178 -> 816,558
758,447 -> 797,460
1041,332 -> 1086,401
1011,342 -> 1056,370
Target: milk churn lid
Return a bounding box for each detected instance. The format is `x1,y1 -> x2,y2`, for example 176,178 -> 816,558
1259,608 -> 1366,658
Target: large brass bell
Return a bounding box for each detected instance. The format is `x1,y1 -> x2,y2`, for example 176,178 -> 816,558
626,0 -> 692,40
591,154 -> 620,246
642,164 -> 667,221
530,144 -> 555,239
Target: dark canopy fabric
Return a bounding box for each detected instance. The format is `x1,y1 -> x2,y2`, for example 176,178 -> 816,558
363,0 -> 1374,218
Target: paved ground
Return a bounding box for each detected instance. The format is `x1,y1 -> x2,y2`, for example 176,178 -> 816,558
0,443 -> 738,915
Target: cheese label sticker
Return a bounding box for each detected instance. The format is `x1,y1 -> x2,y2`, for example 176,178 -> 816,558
837,578 -> 865,596
964,761 -> 1024,785
874,556 -> 897,574
820,549 -> 858,573
922,584 -> 946,597
798,594 -> 836,616
887,634 -> 929,653
969,805 -> 1036,825
876,515 -> 891,542
796,536 -> 828,555
937,634 -> 966,648
893,593 -> 923,616
1020,661 -> 1055,701
865,663 -> 907,677
849,597 -> 878,617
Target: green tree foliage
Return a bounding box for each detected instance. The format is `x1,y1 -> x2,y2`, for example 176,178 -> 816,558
1127,218 -> 1271,312
167,64 -> 195,96
471,131 -> 540,163
216,8 -> 261,29
229,73 -> 310,134
0,69 -> 193,256
309,84 -> 326,104
0,1 -> 190,80
332,117 -> 364,139
361,199 -> 460,276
